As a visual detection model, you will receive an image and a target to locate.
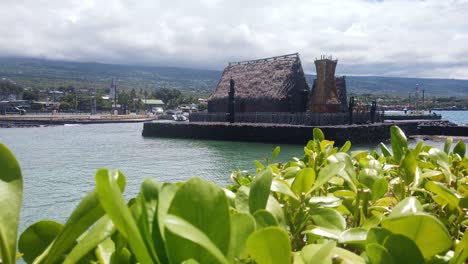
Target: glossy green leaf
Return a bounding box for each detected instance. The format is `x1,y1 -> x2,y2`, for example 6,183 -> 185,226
372,177 -> 388,201
366,243 -> 395,264
291,168 -> 315,195
311,208 -> 346,232
0,144 -> 23,264
425,181 -> 459,208
366,228 -> 392,245
339,141 -> 352,153
389,197 -> 423,218
272,146 -> 280,162
453,141 -> 466,158
383,234 -> 424,264
401,150 -> 420,185
271,179 -> 299,201
444,138 -> 453,154
95,238 -> 114,264
136,178 -> 163,263
246,227 -> 291,264
95,169 -> 153,264
303,226 -> 340,240
309,196 -> 341,206
379,143 -> 392,158
166,177 -> 230,264
266,195 -> 286,226
382,213 -> 452,259
310,162 -> 345,193
249,168 -> 273,213
38,169 -> 125,264
253,209 -> 278,229
228,212 -> 255,261
281,166 -> 301,179
450,229 -> 468,264
390,126 -> 407,162
63,215 -> 115,264
339,228 -> 368,244
313,128 -> 325,142
165,214 -> 228,264
300,241 -> 335,264
18,221 -> 62,264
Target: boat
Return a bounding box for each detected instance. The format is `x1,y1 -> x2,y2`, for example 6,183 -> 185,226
384,110 -> 441,121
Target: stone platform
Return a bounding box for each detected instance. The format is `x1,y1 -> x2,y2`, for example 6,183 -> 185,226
142,121 -> 421,145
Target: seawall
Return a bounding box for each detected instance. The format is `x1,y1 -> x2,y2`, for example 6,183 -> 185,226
142,121 -> 420,145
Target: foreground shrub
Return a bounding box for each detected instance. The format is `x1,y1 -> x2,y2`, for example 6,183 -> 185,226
0,126 -> 467,264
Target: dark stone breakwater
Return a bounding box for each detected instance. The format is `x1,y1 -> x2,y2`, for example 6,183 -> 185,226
142,121 -> 421,145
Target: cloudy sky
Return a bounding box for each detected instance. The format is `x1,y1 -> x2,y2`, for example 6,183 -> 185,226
1,0 -> 468,78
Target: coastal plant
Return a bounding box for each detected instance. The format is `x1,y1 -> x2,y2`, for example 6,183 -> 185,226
0,125 -> 467,263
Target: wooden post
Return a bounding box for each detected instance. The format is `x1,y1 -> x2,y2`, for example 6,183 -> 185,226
228,78 -> 235,123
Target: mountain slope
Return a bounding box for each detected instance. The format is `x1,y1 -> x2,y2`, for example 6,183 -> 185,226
0,57 -> 467,97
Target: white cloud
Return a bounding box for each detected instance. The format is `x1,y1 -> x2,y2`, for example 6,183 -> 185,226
1,0 -> 468,78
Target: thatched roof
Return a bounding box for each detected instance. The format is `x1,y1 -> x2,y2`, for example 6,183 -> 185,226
209,53 -> 309,101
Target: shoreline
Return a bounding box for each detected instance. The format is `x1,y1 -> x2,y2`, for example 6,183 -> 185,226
0,114 -> 157,127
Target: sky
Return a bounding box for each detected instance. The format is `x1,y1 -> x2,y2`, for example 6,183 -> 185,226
1,0 -> 468,79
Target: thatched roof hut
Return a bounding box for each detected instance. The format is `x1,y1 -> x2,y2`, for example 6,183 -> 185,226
208,53 -> 309,113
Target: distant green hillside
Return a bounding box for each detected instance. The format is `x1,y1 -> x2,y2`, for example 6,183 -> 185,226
0,57 -> 467,98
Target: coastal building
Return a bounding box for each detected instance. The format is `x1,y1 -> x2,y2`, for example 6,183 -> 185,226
144,99 -> 165,113
208,53 -> 310,113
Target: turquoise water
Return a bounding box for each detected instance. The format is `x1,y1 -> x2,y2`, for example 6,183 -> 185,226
0,112 -> 466,233
434,110 -> 468,125
0,123 -> 304,231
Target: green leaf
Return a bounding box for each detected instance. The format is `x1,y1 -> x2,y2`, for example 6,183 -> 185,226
339,141 -> 352,153
300,241 -> 336,264
389,197 -> 423,218
63,215 -> 115,264
366,243 -> 395,264
95,238 -> 114,264
313,128 -> 325,142
372,177 -> 388,201
39,169 -> 125,264
366,227 -> 392,245
166,178 -> 230,264
95,169 -> 153,264
291,168 -> 316,196
246,227 -> 291,264
281,166 -> 300,179
311,208 -> 346,232
339,228 -> 368,244
0,144 -> 23,264
379,143 -> 392,158
425,181 -> 459,208
271,146 -> 280,162
228,212 -> 255,261
253,209 -> 278,229
453,141 -> 466,158
383,234 -> 424,264
382,213 -> 452,259
450,229 -> 468,264
310,162 -> 345,193
444,138 -> 453,154
164,215 -> 229,264
18,221 -> 63,264
249,168 -> 273,213
390,126 -> 408,162
271,179 -> 299,201
401,150 -> 420,185
136,179 -> 163,263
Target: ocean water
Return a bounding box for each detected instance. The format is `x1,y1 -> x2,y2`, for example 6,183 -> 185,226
436,110 -> 468,125
0,114 -> 466,233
